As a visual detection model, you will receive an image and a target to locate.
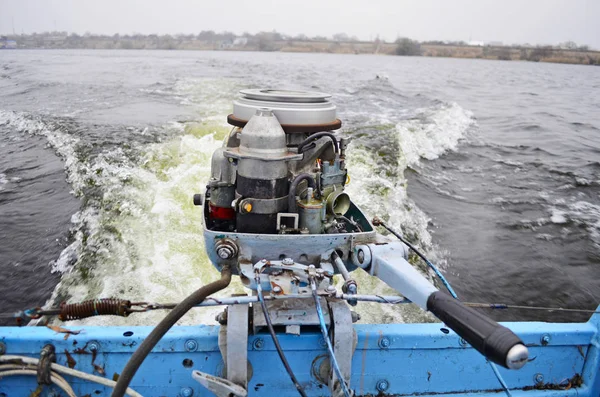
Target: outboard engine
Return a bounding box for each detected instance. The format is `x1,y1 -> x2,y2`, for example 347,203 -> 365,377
193,89 -> 528,397
202,89 -> 357,237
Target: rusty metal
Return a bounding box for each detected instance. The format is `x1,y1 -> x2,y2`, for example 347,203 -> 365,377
227,114 -> 342,133
58,298 -> 132,321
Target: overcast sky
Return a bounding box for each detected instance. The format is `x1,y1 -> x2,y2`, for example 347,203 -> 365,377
1,0 -> 598,48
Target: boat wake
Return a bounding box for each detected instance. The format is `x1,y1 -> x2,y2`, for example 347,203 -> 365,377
1,78 -> 475,326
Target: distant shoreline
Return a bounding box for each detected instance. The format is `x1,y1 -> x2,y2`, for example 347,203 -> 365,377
3,34 -> 599,66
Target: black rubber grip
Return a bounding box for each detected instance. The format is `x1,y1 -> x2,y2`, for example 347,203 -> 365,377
427,291 -> 523,368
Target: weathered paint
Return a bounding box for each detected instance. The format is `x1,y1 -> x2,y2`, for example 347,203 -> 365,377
0,310 -> 598,396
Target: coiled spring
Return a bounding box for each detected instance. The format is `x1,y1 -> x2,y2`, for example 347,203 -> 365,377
58,299 -> 132,321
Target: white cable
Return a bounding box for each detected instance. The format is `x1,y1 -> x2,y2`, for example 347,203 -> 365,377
0,355 -> 143,397
0,369 -> 77,397
0,363 -> 75,393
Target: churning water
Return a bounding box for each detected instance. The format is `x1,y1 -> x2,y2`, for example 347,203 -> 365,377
0,50 -> 598,326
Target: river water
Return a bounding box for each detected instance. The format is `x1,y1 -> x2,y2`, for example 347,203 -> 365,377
0,50 -> 598,326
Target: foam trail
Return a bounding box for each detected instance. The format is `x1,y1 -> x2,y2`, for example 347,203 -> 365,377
4,79 -> 476,326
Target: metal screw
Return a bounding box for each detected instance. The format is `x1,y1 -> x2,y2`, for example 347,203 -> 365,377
253,338 -> 264,350
217,247 -> 232,259
319,337 -> 327,348
185,340 -> 198,352
351,311 -> 361,323
459,338 -> 468,347
376,379 -> 390,392
534,373 -> 544,384
0,342 -> 6,355
88,341 -> 100,352
326,285 -> 337,293
261,259 -> 267,263
282,258 -> 294,265
379,337 -> 390,349
180,386 -> 194,397
541,334 -> 551,346
357,250 -> 365,264
272,286 -> 282,293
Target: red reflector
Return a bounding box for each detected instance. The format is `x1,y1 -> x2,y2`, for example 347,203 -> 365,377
209,204 -> 235,220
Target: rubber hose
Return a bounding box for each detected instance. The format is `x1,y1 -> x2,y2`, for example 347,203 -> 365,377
297,132 -> 339,154
111,266 -> 232,397
288,173 -> 316,213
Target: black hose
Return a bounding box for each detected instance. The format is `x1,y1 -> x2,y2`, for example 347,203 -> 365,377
111,267 -> 232,397
297,132 -> 339,154
288,173 -> 316,213
255,275 -> 308,397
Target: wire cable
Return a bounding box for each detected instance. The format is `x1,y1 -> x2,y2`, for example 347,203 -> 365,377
310,277 -> 352,397
0,355 -> 141,397
255,274 -> 308,397
0,369 -> 77,397
373,217 -> 458,298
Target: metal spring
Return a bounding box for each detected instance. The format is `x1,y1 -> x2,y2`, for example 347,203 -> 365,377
58,299 -> 131,321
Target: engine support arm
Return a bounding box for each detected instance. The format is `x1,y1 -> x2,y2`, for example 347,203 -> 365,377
360,242 -> 529,370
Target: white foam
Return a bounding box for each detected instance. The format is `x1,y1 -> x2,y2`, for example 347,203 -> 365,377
5,85 -> 475,326
0,173 -> 7,190
396,102 -> 475,167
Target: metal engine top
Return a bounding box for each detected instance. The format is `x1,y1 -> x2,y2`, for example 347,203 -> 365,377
229,89 -> 341,132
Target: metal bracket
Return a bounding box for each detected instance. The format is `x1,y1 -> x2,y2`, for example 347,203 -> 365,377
277,213 -> 299,230
210,300 -> 250,397
192,370 -> 247,397
328,299 -> 356,397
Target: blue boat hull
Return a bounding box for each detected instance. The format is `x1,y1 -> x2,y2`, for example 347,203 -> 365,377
1,309 -> 598,396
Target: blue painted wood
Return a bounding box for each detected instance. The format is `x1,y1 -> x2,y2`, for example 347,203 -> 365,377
0,313 -> 598,396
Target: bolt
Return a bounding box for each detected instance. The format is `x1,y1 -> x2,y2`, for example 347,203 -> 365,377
253,338 -> 264,350
357,249 -> 365,264
347,284 -> 357,295
534,373 -> 544,384
261,259 -> 267,263
180,386 -> 194,397
541,334 -> 551,346
376,379 -> 390,392
282,258 -> 294,265
88,341 -> 100,352
459,338 -> 468,347
378,337 -> 390,349
273,286 -> 282,293
326,285 -> 337,294
217,247 -> 232,259
351,311 -> 361,323
185,340 -> 198,352
0,342 -> 6,355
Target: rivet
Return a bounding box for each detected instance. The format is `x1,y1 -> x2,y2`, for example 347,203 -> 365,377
253,338 -> 264,350
534,373 -> 544,384
88,341 -> 100,352
459,338 -> 468,347
541,334 -> 551,346
376,379 -> 390,392
0,342 -> 6,355
378,337 -> 390,349
185,340 -> 198,352
180,386 -> 194,397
